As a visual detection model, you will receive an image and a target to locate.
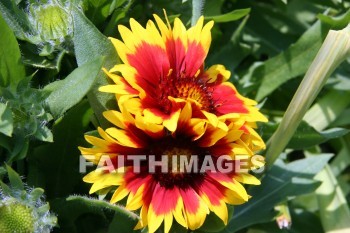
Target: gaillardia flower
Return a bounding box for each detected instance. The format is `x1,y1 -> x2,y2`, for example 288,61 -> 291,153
101,14 -> 267,132
80,103 -> 265,233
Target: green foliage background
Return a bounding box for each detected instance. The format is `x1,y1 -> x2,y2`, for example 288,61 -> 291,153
0,0 -> 350,232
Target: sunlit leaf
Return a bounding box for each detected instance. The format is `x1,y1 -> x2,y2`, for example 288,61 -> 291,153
255,21 -> 330,101
5,163 -> 24,191
205,8 -> 250,23
304,90 -> 350,130
0,103 -> 13,137
46,57 -> 104,118
0,13 -> 25,89
315,165 -> 350,232
72,6 -> 118,128
318,9 -> 350,30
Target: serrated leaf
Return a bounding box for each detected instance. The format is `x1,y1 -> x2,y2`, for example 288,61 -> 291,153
205,8 -> 250,23
46,57 -> 104,118
0,13 -> 26,89
220,155 -> 332,232
72,6 -> 118,128
5,164 -> 24,191
0,103 -> 13,137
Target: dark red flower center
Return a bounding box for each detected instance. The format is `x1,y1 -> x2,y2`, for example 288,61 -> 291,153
158,73 -> 215,114
150,137 -> 206,189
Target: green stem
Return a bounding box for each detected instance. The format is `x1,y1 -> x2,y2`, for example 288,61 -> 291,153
191,0 -> 205,26
265,25 -> 350,167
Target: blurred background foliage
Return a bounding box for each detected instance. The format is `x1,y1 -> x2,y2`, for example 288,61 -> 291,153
0,0 -> 350,232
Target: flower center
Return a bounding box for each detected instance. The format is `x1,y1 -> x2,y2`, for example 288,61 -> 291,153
163,147 -> 193,174
150,139 -> 205,189
158,75 -> 214,114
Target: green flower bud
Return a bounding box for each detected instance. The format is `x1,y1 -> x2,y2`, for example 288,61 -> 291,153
23,0 -> 75,56
0,201 -> 35,233
33,4 -> 72,42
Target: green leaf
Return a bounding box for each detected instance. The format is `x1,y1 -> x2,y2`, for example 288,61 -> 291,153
0,1 -> 32,40
0,13 -> 26,89
5,164 -> 24,191
207,15 -> 251,70
27,100 -> 92,198
0,103 -> 13,137
303,90 -> 350,130
331,136 -> 350,177
29,188 -> 45,202
21,44 -> 66,70
205,8 -> 251,23
220,154 -> 332,232
0,133 -> 11,153
197,206 -> 234,233
262,121 -> 349,150
33,125 -> 53,143
8,137 -> 29,163
51,196 -> 139,233
46,57 -> 104,118
0,166 -> 5,176
331,108 -> 350,127
255,21 -> 330,101
315,165 -> 350,232
0,180 -> 11,196
318,9 -> 350,30
72,6 -> 118,128
84,0 -> 122,27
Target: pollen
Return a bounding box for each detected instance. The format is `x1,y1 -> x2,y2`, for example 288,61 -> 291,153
158,75 -> 214,113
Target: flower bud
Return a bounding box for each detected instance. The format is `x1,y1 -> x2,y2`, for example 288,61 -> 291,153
30,3 -> 72,43
0,200 -> 35,233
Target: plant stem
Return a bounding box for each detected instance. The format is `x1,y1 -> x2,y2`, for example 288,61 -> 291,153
265,25 -> 350,168
191,0 -> 205,26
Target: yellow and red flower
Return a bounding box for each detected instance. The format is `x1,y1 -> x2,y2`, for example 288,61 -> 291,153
101,14 -> 267,132
80,103 -> 265,233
